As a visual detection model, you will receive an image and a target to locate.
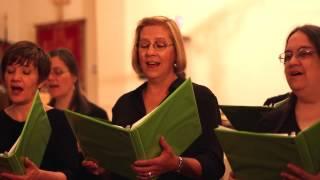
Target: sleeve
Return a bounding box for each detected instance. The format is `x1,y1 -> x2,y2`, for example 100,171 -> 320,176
189,85 -> 225,180
41,110 -> 82,180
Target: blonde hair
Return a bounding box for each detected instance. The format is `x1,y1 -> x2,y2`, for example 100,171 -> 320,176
131,16 -> 186,78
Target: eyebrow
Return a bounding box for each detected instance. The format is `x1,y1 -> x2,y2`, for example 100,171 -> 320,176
139,37 -> 169,41
285,46 -> 314,52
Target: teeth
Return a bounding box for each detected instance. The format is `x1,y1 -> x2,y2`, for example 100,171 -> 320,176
291,72 -> 302,76
147,62 -> 159,65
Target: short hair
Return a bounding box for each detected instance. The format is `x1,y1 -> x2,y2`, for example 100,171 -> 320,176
286,24 -> 320,55
1,41 -> 50,83
131,16 -> 186,78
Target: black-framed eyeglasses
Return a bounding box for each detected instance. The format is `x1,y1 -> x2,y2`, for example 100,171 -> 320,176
138,41 -> 173,51
278,48 -> 315,64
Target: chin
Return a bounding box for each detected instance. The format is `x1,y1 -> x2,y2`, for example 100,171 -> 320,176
11,99 -> 30,106
48,91 -> 60,98
289,84 -> 305,93
144,73 -> 159,80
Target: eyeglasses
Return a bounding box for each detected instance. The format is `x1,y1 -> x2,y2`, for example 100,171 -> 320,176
278,48 -> 315,64
138,41 -> 173,51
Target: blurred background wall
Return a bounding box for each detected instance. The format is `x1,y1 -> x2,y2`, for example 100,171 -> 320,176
1,0 -> 320,117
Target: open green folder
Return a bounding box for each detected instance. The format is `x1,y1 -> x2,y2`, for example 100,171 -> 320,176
215,123 -> 320,180
65,78 -> 202,179
220,105 -> 274,131
0,91 -> 52,174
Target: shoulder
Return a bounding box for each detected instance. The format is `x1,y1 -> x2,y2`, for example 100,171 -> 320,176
191,82 -> 218,103
255,96 -> 294,132
46,109 -> 69,127
113,83 -> 144,108
192,82 -> 215,96
46,108 -> 65,119
171,78 -> 217,102
87,101 -> 109,120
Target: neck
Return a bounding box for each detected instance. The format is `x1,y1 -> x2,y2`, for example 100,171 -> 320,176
146,74 -> 178,93
295,94 -> 320,130
295,90 -> 320,104
5,102 -> 33,122
143,75 -> 178,113
54,90 -> 74,110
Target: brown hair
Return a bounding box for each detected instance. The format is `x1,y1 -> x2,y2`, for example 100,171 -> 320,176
286,24 -> 320,55
1,41 -> 50,83
48,48 -> 90,114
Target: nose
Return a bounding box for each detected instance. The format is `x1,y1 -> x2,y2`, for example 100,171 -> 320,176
48,72 -> 54,80
11,71 -> 22,81
146,45 -> 157,55
286,55 -> 300,65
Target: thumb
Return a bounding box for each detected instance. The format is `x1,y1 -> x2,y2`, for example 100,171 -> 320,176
159,136 -> 172,152
23,157 -> 37,168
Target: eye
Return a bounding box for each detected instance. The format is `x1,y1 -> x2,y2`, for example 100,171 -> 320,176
52,68 -> 64,76
284,52 -> 293,63
154,42 -> 167,49
297,49 -> 313,58
23,69 -> 32,75
138,41 -> 150,49
6,67 -> 15,74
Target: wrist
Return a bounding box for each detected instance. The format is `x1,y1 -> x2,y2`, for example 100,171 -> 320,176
176,156 -> 183,173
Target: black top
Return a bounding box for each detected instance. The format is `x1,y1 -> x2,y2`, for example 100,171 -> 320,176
255,94 -> 300,134
112,78 -> 225,180
76,102 -> 110,180
263,92 -> 291,107
86,101 -> 109,120
49,98 -> 109,121
49,99 -> 109,179
0,109 -> 81,180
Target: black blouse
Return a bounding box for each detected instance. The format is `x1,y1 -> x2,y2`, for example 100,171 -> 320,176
0,109 -> 81,179
112,78 -> 225,180
255,94 -> 301,134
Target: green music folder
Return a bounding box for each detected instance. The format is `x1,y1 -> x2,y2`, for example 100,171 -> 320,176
0,91 -> 52,174
215,122 -> 320,180
65,78 -> 202,179
220,105 -> 274,131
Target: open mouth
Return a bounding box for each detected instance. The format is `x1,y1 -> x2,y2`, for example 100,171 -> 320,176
11,85 -> 23,94
289,71 -> 303,76
146,61 -> 160,67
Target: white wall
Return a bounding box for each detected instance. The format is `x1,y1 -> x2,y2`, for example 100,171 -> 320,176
97,0 -> 320,111
2,0 -> 320,117
0,0 -> 20,41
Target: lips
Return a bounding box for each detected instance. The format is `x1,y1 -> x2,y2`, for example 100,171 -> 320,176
10,85 -> 24,95
48,84 -> 59,89
146,61 -> 160,67
289,70 -> 303,77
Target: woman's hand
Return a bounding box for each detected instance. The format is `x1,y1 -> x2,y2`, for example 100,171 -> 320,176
82,160 -> 106,175
132,136 -> 179,179
0,157 -> 66,180
281,163 -> 320,180
0,157 -> 41,180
